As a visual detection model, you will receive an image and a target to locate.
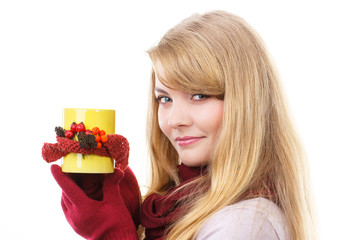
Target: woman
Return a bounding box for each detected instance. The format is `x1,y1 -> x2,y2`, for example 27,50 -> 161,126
142,10 -> 317,240
51,10 -> 316,240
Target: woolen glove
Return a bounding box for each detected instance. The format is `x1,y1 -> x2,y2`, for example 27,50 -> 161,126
64,167 -> 141,228
66,172 -> 105,201
118,167 -> 141,228
51,165 -> 138,240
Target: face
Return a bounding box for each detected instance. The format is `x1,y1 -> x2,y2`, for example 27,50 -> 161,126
154,66 -> 224,167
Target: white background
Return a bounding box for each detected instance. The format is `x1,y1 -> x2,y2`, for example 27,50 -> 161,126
1,0 -> 359,239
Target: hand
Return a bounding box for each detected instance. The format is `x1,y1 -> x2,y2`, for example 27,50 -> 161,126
66,172 -> 105,201
51,165 -> 138,240
118,167 -> 142,228
59,167 -> 141,228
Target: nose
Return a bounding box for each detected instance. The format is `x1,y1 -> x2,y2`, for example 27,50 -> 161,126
167,102 -> 192,129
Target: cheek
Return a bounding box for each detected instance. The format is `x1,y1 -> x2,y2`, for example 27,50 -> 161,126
196,101 -> 224,134
213,104 -> 224,132
157,108 -> 170,137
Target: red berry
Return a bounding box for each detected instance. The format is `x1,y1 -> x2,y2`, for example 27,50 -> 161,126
92,127 -> 100,135
76,122 -> 86,132
100,135 -> 108,143
70,122 -> 77,133
65,130 -> 74,139
85,129 -> 92,135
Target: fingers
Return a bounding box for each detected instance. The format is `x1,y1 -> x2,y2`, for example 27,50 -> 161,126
51,165 -> 89,205
102,168 -> 124,200
61,193 -> 69,213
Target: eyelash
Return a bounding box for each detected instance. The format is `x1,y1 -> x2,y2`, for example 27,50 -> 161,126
156,96 -> 172,104
192,94 -> 209,101
155,94 -> 209,104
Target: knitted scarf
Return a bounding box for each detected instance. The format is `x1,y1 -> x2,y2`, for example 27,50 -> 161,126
42,134 -> 129,170
140,164 -> 206,240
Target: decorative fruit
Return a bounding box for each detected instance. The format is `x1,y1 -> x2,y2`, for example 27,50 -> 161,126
65,130 -> 74,139
77,131 -> 86,141
79,134 -> 97,149
70,122 -> 77,133
76,122 -> 86,132
52,122 -> 109,149
100,135 -> 108,143
92,127 -> 100,135
55,126 -> 65,137
79,139 -> 89,149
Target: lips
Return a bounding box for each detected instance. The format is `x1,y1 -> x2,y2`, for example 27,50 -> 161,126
175,136 -> 204,146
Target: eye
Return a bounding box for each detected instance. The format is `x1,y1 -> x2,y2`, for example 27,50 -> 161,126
156,96 -> 172,104
192,94 -> 209,101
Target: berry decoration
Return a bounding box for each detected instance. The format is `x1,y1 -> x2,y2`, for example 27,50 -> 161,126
65,130 -> 74,139
78,134 -> 98,149
76,122 -> 86,133
85,134 -> 98,148
79,139 -> 89,149
77,131 -> 86,141
55,126 -> 65,137
92,127 -> 100,135
52,122 -> 109,149
70,122 -> 77,133
100,135 -> 108,143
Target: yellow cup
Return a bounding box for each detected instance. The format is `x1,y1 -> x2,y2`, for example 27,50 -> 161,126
61,108 -> 115,173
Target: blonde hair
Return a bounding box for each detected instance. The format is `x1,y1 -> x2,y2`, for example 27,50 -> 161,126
146,10 -> 316,240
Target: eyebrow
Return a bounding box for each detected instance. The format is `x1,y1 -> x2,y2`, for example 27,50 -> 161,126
154,88 -> 169,94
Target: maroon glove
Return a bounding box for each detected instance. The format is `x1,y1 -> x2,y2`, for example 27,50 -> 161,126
51,165 -> 139,240
64,167 -> 141,228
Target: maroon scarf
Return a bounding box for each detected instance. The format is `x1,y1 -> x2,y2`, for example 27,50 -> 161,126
42,135 -> 129,170
140,164 -> 206,240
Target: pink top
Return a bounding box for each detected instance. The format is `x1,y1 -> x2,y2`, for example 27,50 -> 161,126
196,197 -> 289,240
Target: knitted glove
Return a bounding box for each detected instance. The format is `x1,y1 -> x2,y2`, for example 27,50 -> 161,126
51,165 -> 139,240
65,167 -> 141,227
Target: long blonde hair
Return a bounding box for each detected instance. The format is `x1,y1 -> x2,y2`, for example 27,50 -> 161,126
146,10 -> 316,240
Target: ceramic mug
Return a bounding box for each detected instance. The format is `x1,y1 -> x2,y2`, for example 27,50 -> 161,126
61,108 -> 115,173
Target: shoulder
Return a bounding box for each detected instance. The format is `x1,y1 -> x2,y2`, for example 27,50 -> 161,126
196,198 -> 289,240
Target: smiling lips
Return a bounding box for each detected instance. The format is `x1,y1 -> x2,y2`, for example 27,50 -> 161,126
175,136 -> 204,146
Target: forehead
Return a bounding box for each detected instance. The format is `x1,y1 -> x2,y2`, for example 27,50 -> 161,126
152,59 -> 224,98
154,78 -> 169,92
153,61 -> 166,82
153,62 -> 177,91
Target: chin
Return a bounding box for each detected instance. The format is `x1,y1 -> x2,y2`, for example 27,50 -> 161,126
180,159 -> 208,167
